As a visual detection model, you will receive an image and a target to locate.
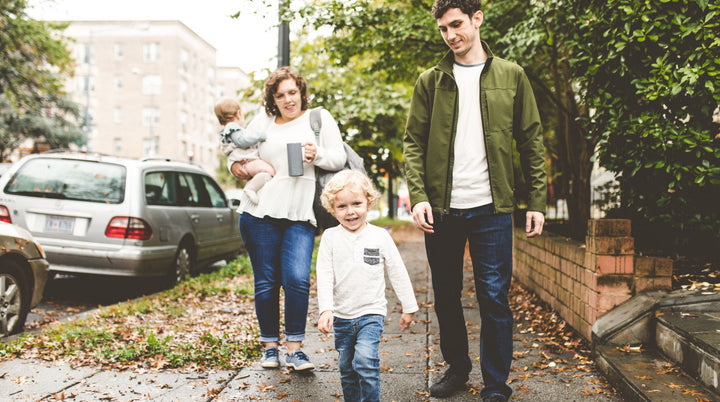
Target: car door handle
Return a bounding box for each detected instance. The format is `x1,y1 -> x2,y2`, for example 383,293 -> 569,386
190,214 -> 200,223
216,213 -> 224,222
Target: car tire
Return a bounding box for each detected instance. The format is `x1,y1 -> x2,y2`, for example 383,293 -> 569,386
0,260 -> 31,337
167,244 -> 194,287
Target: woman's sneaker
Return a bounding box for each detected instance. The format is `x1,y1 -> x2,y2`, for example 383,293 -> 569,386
285,350 -> 315,371
260,347 -> 280,368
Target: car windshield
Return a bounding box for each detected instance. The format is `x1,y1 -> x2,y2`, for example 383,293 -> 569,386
4,158 -> 126,204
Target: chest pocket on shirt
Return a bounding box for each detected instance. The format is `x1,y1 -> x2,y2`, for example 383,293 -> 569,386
363,248 -> 380,265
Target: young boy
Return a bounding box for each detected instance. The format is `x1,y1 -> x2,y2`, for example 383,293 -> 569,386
214,98 -> 275,203
316,170 -> 418,402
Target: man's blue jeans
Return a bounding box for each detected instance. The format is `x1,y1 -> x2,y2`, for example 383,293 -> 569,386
425,204 -> 513,399
333,314 -> 385,402
239,213 -> 315,343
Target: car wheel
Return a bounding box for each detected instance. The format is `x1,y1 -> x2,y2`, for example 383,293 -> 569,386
168,244 -> 193,287
0,261 -> 30,337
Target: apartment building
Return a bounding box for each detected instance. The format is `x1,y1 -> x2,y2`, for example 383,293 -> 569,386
62,20 -> 249,176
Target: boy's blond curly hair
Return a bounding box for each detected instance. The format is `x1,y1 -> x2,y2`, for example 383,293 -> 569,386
320,170 -> 380,213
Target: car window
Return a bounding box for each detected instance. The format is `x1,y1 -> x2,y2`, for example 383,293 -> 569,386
145,171 -> 177,205
5,158 -> 126,204
201,175 -> 228,208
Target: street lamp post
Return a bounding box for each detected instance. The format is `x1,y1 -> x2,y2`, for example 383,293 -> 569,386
278,0 -> 290,67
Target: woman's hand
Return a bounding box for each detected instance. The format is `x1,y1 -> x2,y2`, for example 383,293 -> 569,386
318,310 -> 333,334
303,142 -> 317,163
230,161 -> 251,180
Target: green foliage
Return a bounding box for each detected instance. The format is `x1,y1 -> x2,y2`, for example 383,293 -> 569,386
572,0 -> 720,244
0,0 -> 85,159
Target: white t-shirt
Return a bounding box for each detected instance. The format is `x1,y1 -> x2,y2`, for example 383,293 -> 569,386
450,61 -> 493,209
316,224 -> 419,319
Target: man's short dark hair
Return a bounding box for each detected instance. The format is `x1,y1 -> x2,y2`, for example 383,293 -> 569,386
431,0 -> 481,20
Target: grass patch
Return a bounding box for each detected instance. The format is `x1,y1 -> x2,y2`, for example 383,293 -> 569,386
370,217 -> 412,228
0,255 -> 261,371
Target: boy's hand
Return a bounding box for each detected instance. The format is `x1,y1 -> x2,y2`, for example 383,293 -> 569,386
399,312 -> 415,331
318,311 -> 333,334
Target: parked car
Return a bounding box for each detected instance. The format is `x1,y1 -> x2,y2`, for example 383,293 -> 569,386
0,151 -> 243,286
0,221 -> 49,336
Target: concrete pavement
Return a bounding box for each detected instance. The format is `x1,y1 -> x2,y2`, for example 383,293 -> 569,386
1,226 -> 621,401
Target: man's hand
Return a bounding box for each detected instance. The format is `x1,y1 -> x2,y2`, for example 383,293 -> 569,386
411,202 -> 434,233
318,310 -> 333,334
230,161 -> 250,180
526,211 -> 545,238
399,312 -> 415,331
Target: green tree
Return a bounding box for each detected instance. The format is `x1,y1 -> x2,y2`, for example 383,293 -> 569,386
485,0 -> 596,238
0,0 -> 85,159
572,0 -> 720,251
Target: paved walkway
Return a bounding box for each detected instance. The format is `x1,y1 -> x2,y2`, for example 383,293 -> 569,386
1,227 -> 622,401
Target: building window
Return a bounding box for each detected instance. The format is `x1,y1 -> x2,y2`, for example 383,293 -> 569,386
114,43 -> 123,59
142,138 -> 155,156
114,76 -> 123,90
180,81 -> 187,102
113,138 -> 122,154
142,76 -> 162,95
142,108 -> 159,127
143,43 -> 161,62
180,112 -> 187,134
180,49 -> 189,72
113,107 -> 122,124
77,76 -> 95,92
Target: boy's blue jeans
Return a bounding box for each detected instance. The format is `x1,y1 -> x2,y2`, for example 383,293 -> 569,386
425,204 -> 513,399
333,314 -> 385,402
238,213 -> 315,343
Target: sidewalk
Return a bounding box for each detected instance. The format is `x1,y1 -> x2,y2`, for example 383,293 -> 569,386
1,226 -> 621,401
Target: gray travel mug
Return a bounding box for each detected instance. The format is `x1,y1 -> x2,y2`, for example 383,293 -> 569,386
287,143 -> 304,176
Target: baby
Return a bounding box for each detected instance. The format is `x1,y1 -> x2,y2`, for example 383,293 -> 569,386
214,98 -> 275,203
316,170 -> 418,401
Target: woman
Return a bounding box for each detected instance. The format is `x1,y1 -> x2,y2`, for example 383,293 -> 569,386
228,66 -> 346,371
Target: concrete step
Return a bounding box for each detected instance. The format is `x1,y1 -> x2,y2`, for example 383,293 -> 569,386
592,290 -> 720,401
595,344 -> 718,401
656,311 -> 720,395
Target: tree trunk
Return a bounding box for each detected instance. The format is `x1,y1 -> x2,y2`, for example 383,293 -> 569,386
387,173 -> 395,219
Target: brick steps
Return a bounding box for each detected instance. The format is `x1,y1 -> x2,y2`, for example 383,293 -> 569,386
592,291 -> 720,401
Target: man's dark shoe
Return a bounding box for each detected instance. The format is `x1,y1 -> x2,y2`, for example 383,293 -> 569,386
429,368 -> 468,397
482,394 -> 507,402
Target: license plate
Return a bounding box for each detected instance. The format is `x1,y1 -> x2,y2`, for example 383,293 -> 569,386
45,215 -> 74,234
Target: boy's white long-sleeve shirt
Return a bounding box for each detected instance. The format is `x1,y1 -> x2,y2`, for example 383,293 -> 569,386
316,224 -> 419,319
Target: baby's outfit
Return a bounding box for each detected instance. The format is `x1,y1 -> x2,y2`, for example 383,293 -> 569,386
220,122 -> 271,203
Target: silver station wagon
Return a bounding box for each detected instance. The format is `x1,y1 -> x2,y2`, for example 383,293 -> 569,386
0,152 -> 243,285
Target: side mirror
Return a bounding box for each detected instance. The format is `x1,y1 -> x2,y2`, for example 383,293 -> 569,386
229,198 -> 241,209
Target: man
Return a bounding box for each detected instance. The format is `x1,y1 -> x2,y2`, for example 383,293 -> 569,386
403,1 -> 546,401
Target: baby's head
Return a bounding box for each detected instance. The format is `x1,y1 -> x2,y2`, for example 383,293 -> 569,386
321,170 -> 380,232
214,98 -> 243,126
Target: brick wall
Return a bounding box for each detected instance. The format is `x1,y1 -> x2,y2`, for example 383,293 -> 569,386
513,219 -> 672,341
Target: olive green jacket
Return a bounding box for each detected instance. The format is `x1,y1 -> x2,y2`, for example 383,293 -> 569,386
403,44 -> 546,215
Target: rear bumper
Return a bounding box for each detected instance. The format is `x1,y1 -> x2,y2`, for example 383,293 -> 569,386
44,244 -> 177,277
28,258 -> 49,308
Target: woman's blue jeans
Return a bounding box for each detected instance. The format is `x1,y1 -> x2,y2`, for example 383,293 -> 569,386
333,314 -> 385,402
425,204 -> 513,399
239,213 -> 315,343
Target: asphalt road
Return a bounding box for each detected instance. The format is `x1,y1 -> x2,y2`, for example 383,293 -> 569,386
24,273 -> 168,332
22,259 -> 233,334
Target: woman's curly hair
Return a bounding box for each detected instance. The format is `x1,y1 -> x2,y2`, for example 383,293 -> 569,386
263,66 -> 309,117
320,170 -> 380,213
